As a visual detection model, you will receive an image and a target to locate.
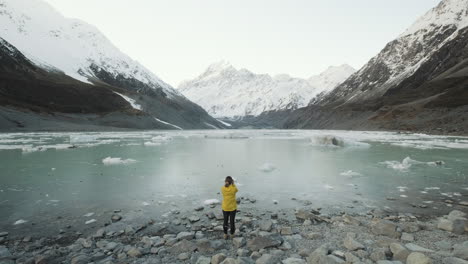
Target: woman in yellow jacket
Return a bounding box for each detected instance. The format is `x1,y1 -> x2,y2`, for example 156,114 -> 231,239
221,176 -> 238,239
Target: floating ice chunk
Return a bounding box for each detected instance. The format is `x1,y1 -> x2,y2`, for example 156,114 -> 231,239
144,141 -> 161,146
324,184 -> 334,190
397,186 -> 408,192
102,157 -> 137,165
380,157 -> 423,171
259,163 -> 276,173
51,168 -> 56,171
340,170 -> 362,177
420,191 -> 428,194
453,192 -> 461,197
162,212 -> 170,218
85,219 -> 96,225
204,199 -> 220,205
83,213 -> 94,217
423,201 -> 434,204
14,219 -> 27,225
424,187 -> 440,190
69,134 -> 97,143
151,135 -> 172,142
310,135 -> 370,148
400,195 -> 408,198
142,202 -> 150,206
427,161 -> 445,166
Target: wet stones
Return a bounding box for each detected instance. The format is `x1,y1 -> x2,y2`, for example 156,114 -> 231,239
170,239 -> 197,254
246,236 -> 282,251
407,252 -> 432,264
126,247 -> 142,258
0,246 -> 12,259
195,206 -> 204,211
280,227 -> 293,235
401,232 -> 415,242
390,243 -> 410,262
189,215 -> 201,223
111,214 -> 122,222
343,233 -> 365,251
259,220 -> 273,232
282,257 -> 306,264
233,237 -> 245,248
405,243 -> 434,253
195,256 -> 211,264
211,253 -> 227,264
176,231 -> 195,240
453,241 -> 468,260
442,257 -> 468,264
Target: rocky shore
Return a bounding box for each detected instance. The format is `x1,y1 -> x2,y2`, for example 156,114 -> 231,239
0,202 -> 467,264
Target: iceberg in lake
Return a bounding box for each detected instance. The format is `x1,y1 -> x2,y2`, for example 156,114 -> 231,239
102,157 -> 137,165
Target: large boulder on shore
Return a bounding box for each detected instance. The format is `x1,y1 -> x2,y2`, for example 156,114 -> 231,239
169,239 -> 197,254
371,219 -> 401,238
343,233 -> 365,251
438,210 -> 467,234
247,235 -> 282,251
306,244 -> 345,263
442,257 -> 468,264
453,241 -> 468,260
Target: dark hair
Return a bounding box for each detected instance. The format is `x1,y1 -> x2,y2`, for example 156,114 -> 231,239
225,176 -> 234,187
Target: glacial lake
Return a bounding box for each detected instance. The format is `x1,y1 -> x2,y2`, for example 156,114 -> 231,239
1,130 -> 467,236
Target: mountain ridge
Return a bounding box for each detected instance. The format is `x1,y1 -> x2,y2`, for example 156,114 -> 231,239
178,61 -> 355,118
284,0 -> 468,135
0,0 -> 225,130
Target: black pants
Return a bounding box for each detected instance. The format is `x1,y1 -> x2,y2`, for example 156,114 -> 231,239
222,210 -> 236,234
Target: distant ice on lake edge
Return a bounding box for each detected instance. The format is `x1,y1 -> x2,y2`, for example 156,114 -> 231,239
0,130 -> 467,151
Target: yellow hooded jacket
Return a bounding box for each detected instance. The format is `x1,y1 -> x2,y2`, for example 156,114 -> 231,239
221,184 -> 238,211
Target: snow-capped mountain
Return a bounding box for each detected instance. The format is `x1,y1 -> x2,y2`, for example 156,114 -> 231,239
178,61 -> 354,118
0,0 -> 225,130
318,0 -> 468,105
0,0 -> 176,95
284,0 -> 468,134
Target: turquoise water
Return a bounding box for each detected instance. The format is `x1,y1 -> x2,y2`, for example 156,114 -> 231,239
1,130 -> 467,235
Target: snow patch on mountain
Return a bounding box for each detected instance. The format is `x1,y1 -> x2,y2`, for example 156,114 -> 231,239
308,64 -> 356,92
178,61 -> 354,118
0,0 -> 178,97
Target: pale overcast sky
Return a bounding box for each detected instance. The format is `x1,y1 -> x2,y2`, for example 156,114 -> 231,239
44,0 -> 440,87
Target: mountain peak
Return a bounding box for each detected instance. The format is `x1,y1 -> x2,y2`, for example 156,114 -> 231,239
401,0 -> 468,36
308,64 -> 356,92
205,60 -> 234,72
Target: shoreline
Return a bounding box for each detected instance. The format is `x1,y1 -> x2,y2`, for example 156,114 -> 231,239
0,128 -> 467,138
0,203 -> 467,263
